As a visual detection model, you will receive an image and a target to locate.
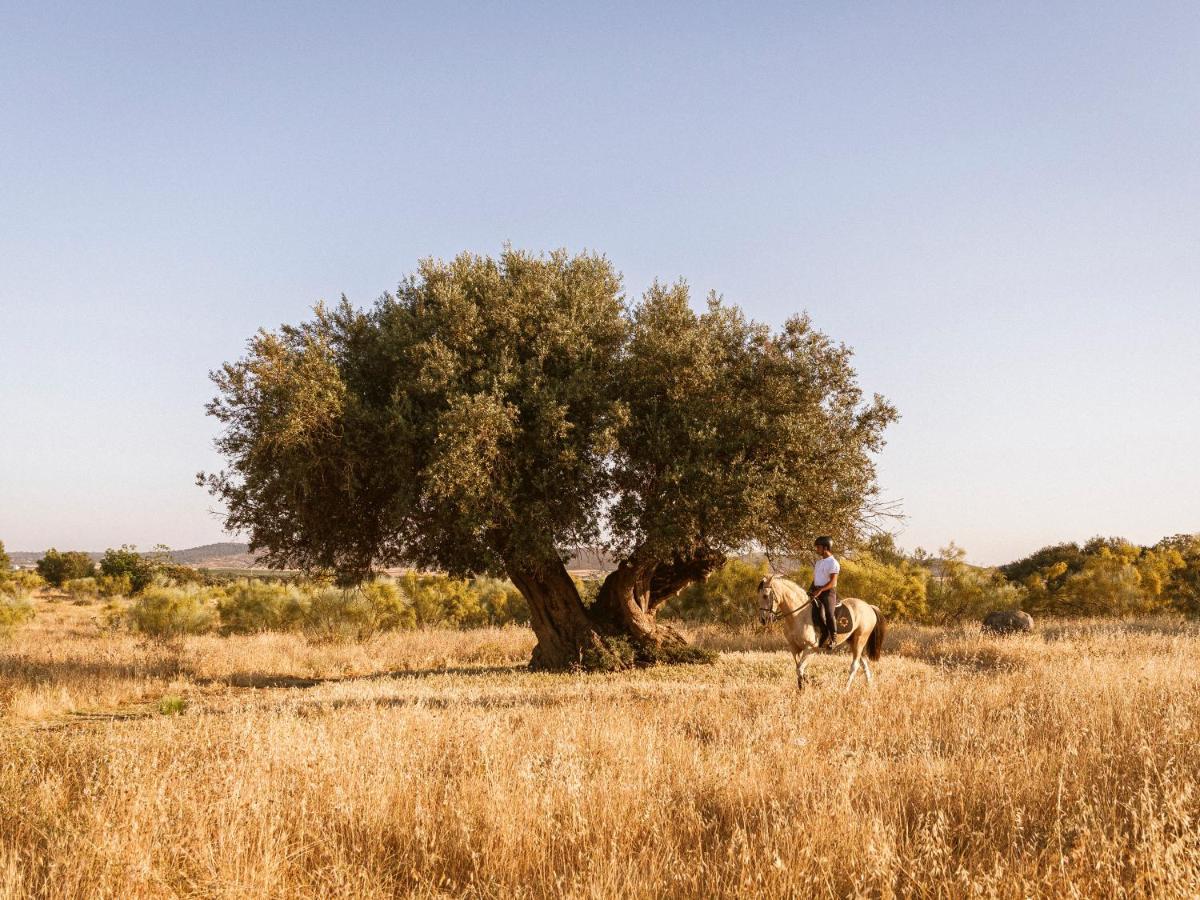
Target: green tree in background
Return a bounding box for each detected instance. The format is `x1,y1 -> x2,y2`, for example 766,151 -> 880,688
201,249 -> 897,669
36,549 -> 96,587
922,543 -> 1024,625
1155,534 -> 1200,617
100,546 -> 157,594
839,551 -> 929,621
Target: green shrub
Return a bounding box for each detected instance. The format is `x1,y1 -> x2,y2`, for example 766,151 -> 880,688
837,553 -> 929,620
925,544 -> 1025,625
216,578 -> 416,639
398,573 -> 489,628
303,581 -> 415,641
100,546 -> 156,594
1,570 -> 43,597
216,579 -> 305,633
63,577 -> 99,600
1156,534 -> 1200,617
96,574 -> 133,597
0,580 -> 34,638
126,585 -> 217,638
572,576 -> 602,608
158,695 -> 188,715
665,559 -> 767,626
36,549 -> 96,587
0,595 -> 34,638
474,577 -> 531,625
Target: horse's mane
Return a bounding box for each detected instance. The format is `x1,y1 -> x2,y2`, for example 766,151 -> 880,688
766,574 -> 809,606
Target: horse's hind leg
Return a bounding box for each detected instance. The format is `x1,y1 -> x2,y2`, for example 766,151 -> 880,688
862,657 -> 874,685
845,655 -> 861,691
844,631 -> 867,691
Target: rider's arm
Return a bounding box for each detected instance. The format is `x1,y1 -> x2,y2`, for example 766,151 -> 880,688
813,571 -> 836,596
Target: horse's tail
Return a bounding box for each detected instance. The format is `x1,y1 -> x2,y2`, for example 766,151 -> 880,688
866,606 -> 885,661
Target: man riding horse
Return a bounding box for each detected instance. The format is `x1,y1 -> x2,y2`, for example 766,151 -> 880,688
810,535 -> 840,648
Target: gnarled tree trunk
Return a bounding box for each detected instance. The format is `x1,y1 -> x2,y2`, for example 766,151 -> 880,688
509,548 -> 725,670
504,561 -> 605,671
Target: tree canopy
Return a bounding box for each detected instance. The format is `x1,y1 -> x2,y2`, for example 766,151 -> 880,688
202,249 -> 897,668
35,549 -> 96,587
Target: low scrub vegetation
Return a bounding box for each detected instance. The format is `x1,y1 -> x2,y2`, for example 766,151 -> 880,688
664,531 -> 1200,626
125,584 -> 218,638
8,531 -> 1200,642
108,575 -> 532,640
0,593 -> 33,637
0,546 -> 38,635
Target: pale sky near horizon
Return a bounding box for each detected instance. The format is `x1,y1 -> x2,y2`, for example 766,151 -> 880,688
2,2 -> 1198,565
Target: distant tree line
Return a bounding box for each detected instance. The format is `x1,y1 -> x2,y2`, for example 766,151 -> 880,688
665,532 -> 1200,626
7,532 -> 1199,635
30,545 -> 204,596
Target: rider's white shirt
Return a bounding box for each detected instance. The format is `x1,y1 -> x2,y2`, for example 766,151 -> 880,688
813,556 -> 840,587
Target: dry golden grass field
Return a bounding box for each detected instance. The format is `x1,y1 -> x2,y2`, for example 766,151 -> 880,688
2,594 -> 1199,898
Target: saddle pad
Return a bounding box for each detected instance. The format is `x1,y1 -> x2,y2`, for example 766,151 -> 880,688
833,604 -> 854,634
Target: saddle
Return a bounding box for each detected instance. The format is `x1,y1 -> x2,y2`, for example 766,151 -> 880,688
830,603 -> 854,635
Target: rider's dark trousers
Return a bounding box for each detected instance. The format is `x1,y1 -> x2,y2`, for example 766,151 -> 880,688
810,583 -> 837,639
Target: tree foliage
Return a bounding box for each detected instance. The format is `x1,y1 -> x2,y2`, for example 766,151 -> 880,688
1001,534 -> 1200,618
36,549 -> 96,587
202,249 -> 897,668
100,546 -> 157,594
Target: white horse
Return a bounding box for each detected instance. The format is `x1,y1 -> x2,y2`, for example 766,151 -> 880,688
757,574 -> 885,690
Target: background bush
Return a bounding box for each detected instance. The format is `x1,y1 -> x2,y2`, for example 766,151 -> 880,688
126,585 -> 218,638
100,546 -> 157,594
302,582 -> 415,640
665,559 -> 766,626
63,577 -> 99,601
0,589 -> 34,636
36,549 -> 96,587
216,580 -> 305,634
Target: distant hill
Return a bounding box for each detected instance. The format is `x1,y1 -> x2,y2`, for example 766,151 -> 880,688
566,546 -> 616,573
9,542 -> 618,573
167,542 -> 263,568
7,543 -> 263,569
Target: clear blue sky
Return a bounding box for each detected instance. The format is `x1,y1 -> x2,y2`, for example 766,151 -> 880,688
2,2 -> 1197,564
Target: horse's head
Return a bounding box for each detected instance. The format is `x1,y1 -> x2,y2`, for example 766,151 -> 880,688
757,575 -> 779,625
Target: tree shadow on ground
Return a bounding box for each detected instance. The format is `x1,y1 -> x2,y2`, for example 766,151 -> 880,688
1039,619 -> 1194,642
198,664 -> 529,690
0,654 -> 186,684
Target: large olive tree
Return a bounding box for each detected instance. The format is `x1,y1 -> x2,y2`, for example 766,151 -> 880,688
201,249 -> 896,669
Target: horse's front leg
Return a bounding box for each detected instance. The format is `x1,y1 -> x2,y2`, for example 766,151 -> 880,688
794,647 -> 814,690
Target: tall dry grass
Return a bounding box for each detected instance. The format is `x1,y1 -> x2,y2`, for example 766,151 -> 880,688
2,595 -> 1198,897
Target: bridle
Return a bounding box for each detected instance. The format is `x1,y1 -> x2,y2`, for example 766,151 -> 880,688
758,577 -> 814,624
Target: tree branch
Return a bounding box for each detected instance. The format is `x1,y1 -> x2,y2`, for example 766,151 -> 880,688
646,547 -> 727,610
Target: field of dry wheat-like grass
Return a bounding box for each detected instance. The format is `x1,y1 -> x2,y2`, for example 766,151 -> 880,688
2,594 -> 1199,898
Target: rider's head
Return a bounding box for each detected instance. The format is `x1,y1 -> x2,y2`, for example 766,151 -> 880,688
814,535 -> 833,556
